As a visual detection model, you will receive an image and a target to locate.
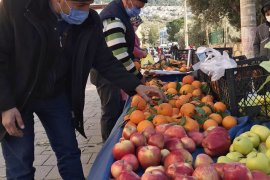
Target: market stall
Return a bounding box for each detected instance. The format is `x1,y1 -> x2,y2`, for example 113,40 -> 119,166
88,52 -> 270,179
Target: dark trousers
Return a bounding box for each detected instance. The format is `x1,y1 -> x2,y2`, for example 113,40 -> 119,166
1,94 -> 84,180
90,69 -> 124,142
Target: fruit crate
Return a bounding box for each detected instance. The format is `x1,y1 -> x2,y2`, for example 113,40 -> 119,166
198,56 -> 270,119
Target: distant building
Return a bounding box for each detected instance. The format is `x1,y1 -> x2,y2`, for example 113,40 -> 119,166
159,27 -> 168,45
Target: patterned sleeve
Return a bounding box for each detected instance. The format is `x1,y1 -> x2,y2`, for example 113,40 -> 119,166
103,18 -> 142,80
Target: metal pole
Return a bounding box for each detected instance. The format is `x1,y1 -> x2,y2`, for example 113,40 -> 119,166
184,0 -> 189,48
240,0 -> 256,58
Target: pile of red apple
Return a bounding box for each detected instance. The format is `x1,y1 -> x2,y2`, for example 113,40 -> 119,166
110,122 -> 249,180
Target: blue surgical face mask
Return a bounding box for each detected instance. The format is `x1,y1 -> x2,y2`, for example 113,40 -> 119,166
125,0 -> 141,17
58,0 -> 89,25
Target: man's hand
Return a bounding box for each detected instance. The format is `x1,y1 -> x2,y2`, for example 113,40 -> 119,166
2,108 -> 24,137
135,85 -> 167,104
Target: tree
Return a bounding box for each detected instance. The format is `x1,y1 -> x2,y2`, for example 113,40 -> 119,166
148,26 -> 159,46
187,0 -> 264,29
166,18 -> 184,42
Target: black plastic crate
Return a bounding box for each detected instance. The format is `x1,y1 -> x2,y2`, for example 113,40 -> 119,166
198,56 -> 270,119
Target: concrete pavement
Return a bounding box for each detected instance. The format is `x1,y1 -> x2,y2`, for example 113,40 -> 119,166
0,82 -> 102,179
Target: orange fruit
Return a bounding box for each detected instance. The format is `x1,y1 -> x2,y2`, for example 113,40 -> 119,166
172,108 -> 180,116
175,95 -> 190,108
222,116 -> 237,129
191,80 -> 202,89
167,82 -> 177,89
203,119 -> 218,131
131,95 -> 147,111
209,113 -> 223,125
180,84 -> 195,95
158,103 -> 173,116
137,120 -> 154,132
134,61 -> 141,71
179,67 -> 187,72
130,110 -> 145,124
167,88 -> 178,95
180,103 -> 196,117
169,100 -> 177,108
184,117 -> 200,132
201,95 -> 214,103
192,89 -> 202,97
152,115 -> 168,126
182,75 -> 194,84
201,106 -> 212,115
214,102 -> 227,112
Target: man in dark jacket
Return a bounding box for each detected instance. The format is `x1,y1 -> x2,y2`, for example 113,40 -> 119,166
90,0 -> 148,142
254,1 -> 270,58
0,0 -> 165,179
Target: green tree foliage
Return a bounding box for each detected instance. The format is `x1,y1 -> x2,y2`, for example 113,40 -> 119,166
166,18 -> 184,42
148,26 -> 159,46
187,0 -> 264,29
187,0 -> 240,28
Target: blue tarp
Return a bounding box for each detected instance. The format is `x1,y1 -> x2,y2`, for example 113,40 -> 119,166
87,100 -> 270,180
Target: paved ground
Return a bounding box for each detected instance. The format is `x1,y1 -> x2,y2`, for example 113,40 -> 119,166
0,82 -> 102,179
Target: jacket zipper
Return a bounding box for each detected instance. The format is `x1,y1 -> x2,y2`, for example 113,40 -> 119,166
21,9 -> 47,110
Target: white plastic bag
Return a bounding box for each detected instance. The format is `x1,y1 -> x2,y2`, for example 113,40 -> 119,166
194,47 -> 237,81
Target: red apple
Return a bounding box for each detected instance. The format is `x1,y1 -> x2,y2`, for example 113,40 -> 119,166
148,133 -> 165,149
165,138 -> 183,151
212,163 -> 225,178
187,131 -> 204,146
141,169 -> 169,180
156,124 -> 173,134
202,127 -> 231,157
111,160 -> 133,178
161,149 -> 170,163
138,145 -> 161,169
145,166 -> 165,173
143,127 -> 156,139
203,126 -> 228,138
122,124 -> 137,139
130,132 -> 147,147
174,174 -> 197,180
164,149 -> 193,169
251,170 -> 270,180
194,154 -> 214,168
116,171 -> 140,180
166,162 -> 194,178
223,163 -> 252,180
112,140 -> 135,160
164,125 -> 187,139
192,165 -> 219,180
121,154 -> 139,171
180,137 -> 196,153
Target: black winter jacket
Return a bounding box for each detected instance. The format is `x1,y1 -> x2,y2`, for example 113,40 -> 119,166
0,0 -> 141,137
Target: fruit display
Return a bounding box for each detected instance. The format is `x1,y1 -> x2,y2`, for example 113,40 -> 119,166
220,125 -> 270,175
108,75 -> 270,179
142,59 -> 191,72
